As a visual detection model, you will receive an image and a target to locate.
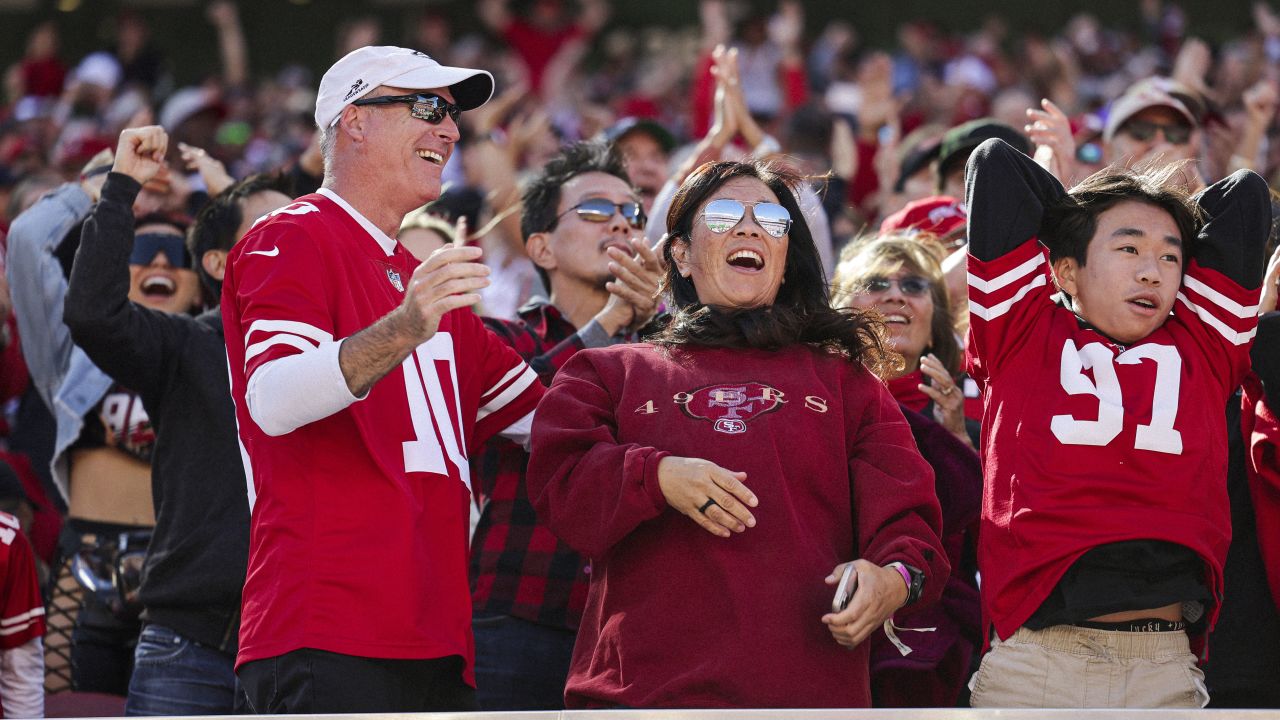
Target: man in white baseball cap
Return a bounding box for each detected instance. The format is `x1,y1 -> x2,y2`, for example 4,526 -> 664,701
224,46 -> 545,713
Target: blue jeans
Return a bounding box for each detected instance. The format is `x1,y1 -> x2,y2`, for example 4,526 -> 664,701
472,614 -> 575,710
124,623 -> 240,716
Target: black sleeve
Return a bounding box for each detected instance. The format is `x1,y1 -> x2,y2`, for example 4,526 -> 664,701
1190,169 -> 1271,289
1254,312 -> 1280,408
63,172 -> 189,399
964,138 -> 1067,262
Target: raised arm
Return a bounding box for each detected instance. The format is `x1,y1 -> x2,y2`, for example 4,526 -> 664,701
964,137 -> 1066,263
65,127 -> 188,397
964,139 -> 1066,381
1189,168 -> 1270,290
4,182 -> 92,409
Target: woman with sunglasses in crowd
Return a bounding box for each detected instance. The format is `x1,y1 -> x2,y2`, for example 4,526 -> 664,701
832,235 -> 977,449
830,234 -> 983,707
526,159 -> 947,708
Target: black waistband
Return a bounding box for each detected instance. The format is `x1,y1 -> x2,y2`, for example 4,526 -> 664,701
1074,618 -> 1186,633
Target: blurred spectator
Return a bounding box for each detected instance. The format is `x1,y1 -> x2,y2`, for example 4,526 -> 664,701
0,509 -> 45,719
600,117 -> 675,214
478,0 -> 608,96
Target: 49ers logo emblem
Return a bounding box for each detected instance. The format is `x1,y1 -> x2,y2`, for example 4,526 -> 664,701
678,383 -> 784,434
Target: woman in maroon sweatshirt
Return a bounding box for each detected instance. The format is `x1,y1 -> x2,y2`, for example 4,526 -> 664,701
527,159 -> 947,708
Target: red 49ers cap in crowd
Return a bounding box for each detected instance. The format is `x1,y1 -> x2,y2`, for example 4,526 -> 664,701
880,195 -> 968,240
314,45 -> 494,129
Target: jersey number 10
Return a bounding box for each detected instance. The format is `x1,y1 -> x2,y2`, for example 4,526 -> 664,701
400,334 -> 470,484
1049,340 -> 1183,455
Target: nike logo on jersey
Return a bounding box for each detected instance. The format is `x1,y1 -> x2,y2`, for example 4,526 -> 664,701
247,247 -> 280,257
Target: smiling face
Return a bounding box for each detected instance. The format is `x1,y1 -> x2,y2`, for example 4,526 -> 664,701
838,268 -> 935,372
671,176 -> 789,309
127,223 -> 200,314
357,85 -> 460,206
1053,200 -> 1184,345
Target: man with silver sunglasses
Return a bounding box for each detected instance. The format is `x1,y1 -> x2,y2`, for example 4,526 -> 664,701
222,46 -> 544,713
468,140 -> 662,710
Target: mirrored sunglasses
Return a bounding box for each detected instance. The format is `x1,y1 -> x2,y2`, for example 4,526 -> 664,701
350,93 -> 462,125
701,198 -> 792,239
1121,119 -> 1191,145
558,198 -> 646,229
858,275 -> 931,297
130,233 -> 189,267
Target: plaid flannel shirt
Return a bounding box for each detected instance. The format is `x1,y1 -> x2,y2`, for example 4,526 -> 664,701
470,300 -> 618,630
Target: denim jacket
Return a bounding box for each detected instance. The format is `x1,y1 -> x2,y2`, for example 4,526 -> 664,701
5,183 -> 113,502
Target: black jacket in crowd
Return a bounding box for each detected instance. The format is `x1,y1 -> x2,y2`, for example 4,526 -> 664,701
63,172 -> 249,654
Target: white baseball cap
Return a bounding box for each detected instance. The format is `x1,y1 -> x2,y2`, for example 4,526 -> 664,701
314,45 -> 494,129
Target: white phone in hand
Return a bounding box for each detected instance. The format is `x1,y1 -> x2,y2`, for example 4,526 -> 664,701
831,563 -> 857,613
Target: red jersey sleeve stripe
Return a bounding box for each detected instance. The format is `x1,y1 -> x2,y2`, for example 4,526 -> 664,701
0,514 -> 16,530
970,273 -> 1049,322
1184,265 -> 1262,317
0,607 -> 44,632
482,362 -> 531,401
245,334 -> 320,365
478,366 -> 538,421
1175,294 -> 1258,345
968,250 -> 1046,293
244,319 -> 334,345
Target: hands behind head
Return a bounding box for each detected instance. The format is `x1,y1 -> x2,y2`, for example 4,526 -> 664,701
112,126 -> 169,187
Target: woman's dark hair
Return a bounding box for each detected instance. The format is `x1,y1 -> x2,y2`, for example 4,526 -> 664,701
1041,162 -> 1202,269
650,159 -> 890,373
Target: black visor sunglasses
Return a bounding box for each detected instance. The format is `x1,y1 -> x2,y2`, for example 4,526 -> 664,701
556,198 -> 646,229
350,93 -> 462,125
130,233 -> 189,267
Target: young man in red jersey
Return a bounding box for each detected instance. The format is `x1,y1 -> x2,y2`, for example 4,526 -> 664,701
221,47 -> 543,713
964,138 -> 1268,708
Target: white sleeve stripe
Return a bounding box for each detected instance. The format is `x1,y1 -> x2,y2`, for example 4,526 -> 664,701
245,334 -> 319,365
245,319 -> 334,345
1183,275 -> 1259,318
0,608 -> 44,627
0,514 -> 17,530
968,253 -> 1045,293
483,363 -> 530,399
477,367 -> 538,421
969,274 -> 1048,321
0,621 -> 40,636
1176,294 -> 1258,346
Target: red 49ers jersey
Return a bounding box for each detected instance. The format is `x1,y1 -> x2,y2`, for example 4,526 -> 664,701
964,140 -> 1268,641
222,191 -> 542,678
0,512 -> 44,651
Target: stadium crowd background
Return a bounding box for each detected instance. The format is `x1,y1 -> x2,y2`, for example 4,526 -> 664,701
0,0 -> 1279,714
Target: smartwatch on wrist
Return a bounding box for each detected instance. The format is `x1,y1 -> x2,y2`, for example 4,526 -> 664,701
885,561 -> 925,607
